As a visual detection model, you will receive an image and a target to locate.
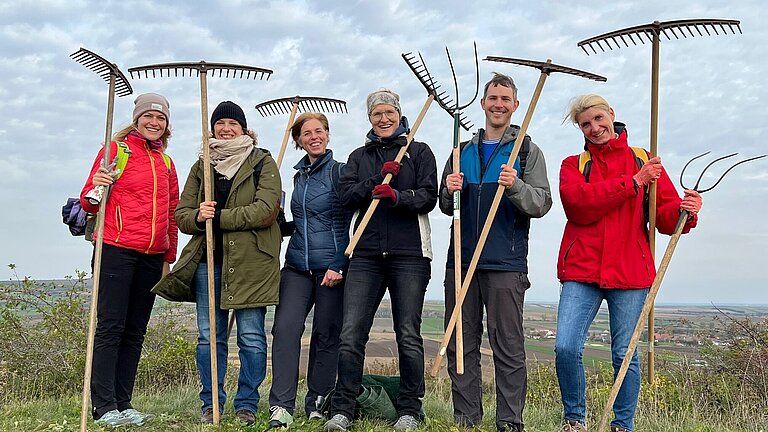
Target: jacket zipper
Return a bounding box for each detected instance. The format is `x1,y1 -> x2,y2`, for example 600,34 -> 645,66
145,147 -> 159,253
114,204 -> 123,243
302,169 -> 310,271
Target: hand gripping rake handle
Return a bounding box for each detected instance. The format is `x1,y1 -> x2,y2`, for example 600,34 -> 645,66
129,60 -> 272,425
70,47 -> 133,432
419,42 -> 479,376
431,57 -> 606,377
597,151 -> 765,431
578,17 -> 742,382
343,51 -> 448,258
255,95 -> 348,169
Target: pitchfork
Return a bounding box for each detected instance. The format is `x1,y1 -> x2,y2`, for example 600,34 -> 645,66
578,17 -> 742,381
128,60 -> 272,425
69,47 -> 133,432
431,57 -> 606,376
410,43 -> 479,376
223,95 -> 348,338
343,51 -> 471,257
597,151 -> 765,432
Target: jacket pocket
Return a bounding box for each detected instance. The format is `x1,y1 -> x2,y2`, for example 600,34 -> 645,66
253,228 -> 278,258
560,239 -> 577,275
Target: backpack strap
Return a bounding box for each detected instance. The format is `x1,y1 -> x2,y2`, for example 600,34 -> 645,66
113,141 -> 132,181
578,150 -> 592,181
161,153 -> 172,172
518,136 -> 531,180
252,159 -> 265,189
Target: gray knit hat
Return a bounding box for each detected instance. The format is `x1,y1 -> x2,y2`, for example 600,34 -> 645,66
366,89 -> 401,116
132,93 -> 171,124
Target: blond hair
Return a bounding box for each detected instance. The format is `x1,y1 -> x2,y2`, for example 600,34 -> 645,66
291,112 -> 330,150
564,94 -> 611,126
113,121 -> 172,149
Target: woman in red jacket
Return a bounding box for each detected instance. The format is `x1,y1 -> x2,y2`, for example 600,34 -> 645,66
554,94 -> 701,432
79,93 -> 179,427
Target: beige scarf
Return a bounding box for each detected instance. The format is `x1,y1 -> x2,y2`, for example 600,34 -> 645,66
201,135 -> 255,180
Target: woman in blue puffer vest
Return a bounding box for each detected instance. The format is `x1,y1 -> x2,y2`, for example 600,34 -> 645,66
267,112 -> 352,427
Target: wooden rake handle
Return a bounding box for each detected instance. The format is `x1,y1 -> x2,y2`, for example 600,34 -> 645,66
597,211 -> 687,430
344,94 -> 435,257
275,102 -> 300,169
430,70 -> 549,377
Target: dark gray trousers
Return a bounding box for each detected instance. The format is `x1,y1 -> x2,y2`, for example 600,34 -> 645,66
269,267 -> 344,414
444,269 -> 530,431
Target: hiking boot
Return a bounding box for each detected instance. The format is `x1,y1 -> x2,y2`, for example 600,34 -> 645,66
393,414 -> 420,431
268,405 -> 294,428
121,408 -> 155,426
610,427 -> 629,432
236,409 -> 257,425
94,409 -> 131,427
324,413 -> 352,431
560,419 -> 587,432
308,410 -> 324,421
201,408 -> 215,424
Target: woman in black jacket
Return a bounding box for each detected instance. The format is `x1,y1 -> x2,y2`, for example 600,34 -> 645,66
323,89 -> 438,432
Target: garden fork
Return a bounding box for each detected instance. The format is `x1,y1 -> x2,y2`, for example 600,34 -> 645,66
598,151 -> 766,431
432,57 -> 606,376
70,47 -> 133,432
578,18 -> 742,379
129,60 -> 272,425
420,42 -> 479,376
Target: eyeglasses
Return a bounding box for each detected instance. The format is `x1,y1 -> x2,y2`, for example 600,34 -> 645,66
369,110 -> 399,122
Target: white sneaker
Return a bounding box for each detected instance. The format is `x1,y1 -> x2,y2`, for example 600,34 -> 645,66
121,408 -> 155,426
94,409 -> 131,426
308,410 -> 324,421
268,405 -> 294,428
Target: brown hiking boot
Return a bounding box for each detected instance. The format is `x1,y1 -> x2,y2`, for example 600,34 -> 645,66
560,419 -> 587,432
200,408 -> 214,424
236,409 -> 256,425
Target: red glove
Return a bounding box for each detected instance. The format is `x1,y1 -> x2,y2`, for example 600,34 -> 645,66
381,161 -> 401,177
372,184 -> 399,203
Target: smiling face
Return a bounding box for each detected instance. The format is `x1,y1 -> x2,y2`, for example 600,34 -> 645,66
369,104 -> 400,138
576,106 -> 616,145
298,118 -> 329,162
480,84 -> 519,132
136,111 -> 168,141
213,118 -> 244,140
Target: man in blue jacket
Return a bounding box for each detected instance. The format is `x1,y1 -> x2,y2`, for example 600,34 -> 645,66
440,73 -> 552,432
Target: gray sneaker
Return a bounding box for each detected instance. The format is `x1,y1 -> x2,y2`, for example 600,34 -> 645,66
324,413 -> 352,431
94,409 -> 131,427
308,410 -> 324,421
121,408 -> 155,426
393,414 -> 420,431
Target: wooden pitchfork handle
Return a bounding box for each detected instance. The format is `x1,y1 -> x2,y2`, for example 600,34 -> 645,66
430,70 -> 549,377
596,211 -> 687,431
344,94 -> 435,257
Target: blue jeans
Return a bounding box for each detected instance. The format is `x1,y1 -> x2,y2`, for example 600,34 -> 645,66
554,281 -> 648,431
330,255 -> 430,420
194,263 -> 267,414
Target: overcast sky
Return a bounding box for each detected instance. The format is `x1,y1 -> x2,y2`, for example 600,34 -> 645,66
1,0 -> 765,304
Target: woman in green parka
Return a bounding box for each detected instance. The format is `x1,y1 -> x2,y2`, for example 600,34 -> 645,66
153,101 -> 281,425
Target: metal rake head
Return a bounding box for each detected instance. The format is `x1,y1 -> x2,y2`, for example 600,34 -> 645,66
70,47 -> 133,97
128,61 -> 272,80
402,51 -> 474,131
680,151 -> 766,193
437,42 -> 480,113
578,18 -> 742,55
254,95 -> 347,117
483,56 -> 607,82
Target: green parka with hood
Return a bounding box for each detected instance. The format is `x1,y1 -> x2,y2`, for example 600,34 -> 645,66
152,148 -> 282,309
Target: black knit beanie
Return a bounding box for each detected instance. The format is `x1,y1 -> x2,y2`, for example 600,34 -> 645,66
210,101 -> 247,131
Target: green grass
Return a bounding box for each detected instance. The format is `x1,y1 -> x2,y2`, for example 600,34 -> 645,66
2,374 -> 764,432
